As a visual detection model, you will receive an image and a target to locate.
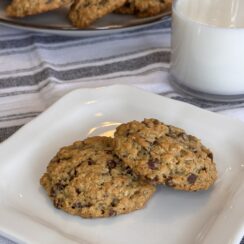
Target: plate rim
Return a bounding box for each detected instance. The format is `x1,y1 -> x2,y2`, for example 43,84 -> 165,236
0,11 -> 171,33
0,85 -> 243,244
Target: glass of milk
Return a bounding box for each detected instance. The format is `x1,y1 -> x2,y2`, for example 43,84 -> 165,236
170,0 -> 244,101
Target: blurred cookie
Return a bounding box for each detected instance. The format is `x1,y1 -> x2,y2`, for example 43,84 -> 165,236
6,0 -> 72,17
116,0 -> 172,17
69,0 -> 127,28
114,119 -> 217,191
135,0 -> 172,17
40,136 -> 155,218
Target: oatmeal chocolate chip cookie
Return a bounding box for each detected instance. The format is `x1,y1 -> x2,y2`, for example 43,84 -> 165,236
6,0 -> 72,17
114,119 -> 217,191
116,0 -> 172,17
40,136 -> 155,218
68,0 -> 127,28
135,0 -> 172,17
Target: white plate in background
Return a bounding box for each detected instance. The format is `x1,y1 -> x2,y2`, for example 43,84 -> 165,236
0,0 -> 171,36
0,85 -> 243,244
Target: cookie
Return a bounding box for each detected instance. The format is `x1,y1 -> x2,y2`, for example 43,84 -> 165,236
40,136 -> 155,218
135,0 -> 172,17
116,0 -> 172,17
6,0 -> 72,17
69,0 -> 127,28
114,119 -> 217,191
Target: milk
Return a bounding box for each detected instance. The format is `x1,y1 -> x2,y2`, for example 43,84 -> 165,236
170,0 -> 244,96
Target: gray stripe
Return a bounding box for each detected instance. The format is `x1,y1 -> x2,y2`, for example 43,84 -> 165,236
0,47 -> 170,76
159,91 -> 176,96
0,65 -> 169,98
169,95 -> 244,112
0,31 -> 36,39
0,35 -> 78,49
0,112 -> 40,122
0,125 -> 22,142
0,25 -> 169,49
0,51 -> 170,88
159,91 -> 244,111
212,105 -> 244,112
0,29 -> 170,57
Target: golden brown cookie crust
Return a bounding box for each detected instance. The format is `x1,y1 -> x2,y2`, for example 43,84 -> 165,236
6,0 -> 72,18
40,136 -> 155,218
114,119 -> 217,191
69,0 -> 127,28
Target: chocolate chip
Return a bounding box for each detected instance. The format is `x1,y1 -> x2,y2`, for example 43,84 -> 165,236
50,183 -> 66,197
88,158 -> 95,165
124,1 -> 131,7
201,167 -> 207,172
109,209 -> 117,217
187,174 -> 197,184
53,198 -> 63,209
56,158 -> 61,163
50,189 -> 56,197
107,160 -> 117,170
208,152 -> 213,160
71,202 -> 91,209
126,131 -> 130,137
133,190 -> 140,195
76,188 -> 81,194
72,202 -> 82,209
165,176 -> 176,187
148,159 -> 159,170
111,198 -> 119,207
153,140 -> 159,146
55,183 -> 65,190
101,209 -> 105,214
151,175 -> 159,184
124,166 -> 133,175
84,203 -> 92,208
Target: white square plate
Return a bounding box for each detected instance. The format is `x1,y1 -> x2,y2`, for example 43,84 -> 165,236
0,85 -> 243,244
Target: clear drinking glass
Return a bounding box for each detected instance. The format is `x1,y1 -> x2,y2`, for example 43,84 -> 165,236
170,0 -> 244,101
